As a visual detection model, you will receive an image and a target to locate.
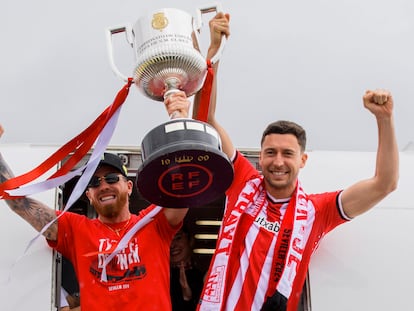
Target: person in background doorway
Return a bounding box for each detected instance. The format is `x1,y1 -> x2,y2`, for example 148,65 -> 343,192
170,225 -> 205,311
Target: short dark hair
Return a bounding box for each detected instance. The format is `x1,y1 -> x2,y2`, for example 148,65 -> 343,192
261,120 -> 307,152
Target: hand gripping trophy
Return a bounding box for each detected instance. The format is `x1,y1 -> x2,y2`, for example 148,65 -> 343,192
106,4 -> 233,208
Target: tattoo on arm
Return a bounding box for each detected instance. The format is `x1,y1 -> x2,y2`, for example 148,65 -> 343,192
0,153 -> 58,240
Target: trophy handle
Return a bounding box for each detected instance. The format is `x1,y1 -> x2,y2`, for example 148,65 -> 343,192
106,25 -> 134,82
195,3 -> 226,64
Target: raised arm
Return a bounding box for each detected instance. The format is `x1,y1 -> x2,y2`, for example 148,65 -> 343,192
192,12 -> 235,159
341,89 -> 399,218
0,126 -> 58,240
162,91 -> 191,225
163,13 -> 233,225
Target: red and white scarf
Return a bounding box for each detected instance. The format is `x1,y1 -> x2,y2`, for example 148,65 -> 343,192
199,177 -> 311,311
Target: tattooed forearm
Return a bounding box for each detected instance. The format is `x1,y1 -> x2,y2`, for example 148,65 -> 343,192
0,153 -> 14,183
9,197 -> 58,240
0,153 -> 58,240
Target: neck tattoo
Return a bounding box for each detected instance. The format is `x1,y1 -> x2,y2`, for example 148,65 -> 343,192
99,214 -> 131,237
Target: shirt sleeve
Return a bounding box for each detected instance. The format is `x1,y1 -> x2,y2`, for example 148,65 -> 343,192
309,190 -> 349,234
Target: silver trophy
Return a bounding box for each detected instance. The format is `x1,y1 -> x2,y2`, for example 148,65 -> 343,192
106,4 -> 233,208
107,5 -> 225,100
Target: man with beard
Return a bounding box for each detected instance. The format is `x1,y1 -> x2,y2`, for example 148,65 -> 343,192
0,91 -> 191,310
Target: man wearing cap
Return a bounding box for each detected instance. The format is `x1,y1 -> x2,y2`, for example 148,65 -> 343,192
0,91 -> 192,310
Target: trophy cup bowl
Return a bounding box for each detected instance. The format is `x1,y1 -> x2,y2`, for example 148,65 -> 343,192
107,5 -> 233,208
107,7 -> 220,99
134,40 -> 207,101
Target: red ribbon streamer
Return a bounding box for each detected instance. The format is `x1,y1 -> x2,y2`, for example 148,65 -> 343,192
0,78 -> 133,200
1,57 -> 214,200
195,60 -> 214,122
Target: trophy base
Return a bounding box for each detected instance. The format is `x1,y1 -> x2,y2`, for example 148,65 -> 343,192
136,119 -> 234,208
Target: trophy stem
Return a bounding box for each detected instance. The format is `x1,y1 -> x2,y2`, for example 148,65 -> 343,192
163,77 -> 181,99
164,77 -> 183,119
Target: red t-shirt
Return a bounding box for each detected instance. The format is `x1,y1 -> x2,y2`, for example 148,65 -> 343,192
48,205 -> 179,311
199,151 -> 349,311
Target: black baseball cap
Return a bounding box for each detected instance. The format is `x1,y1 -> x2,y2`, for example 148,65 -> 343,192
96,153 -> 128,177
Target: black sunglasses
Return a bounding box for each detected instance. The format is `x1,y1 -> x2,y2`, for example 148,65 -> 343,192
88,173 -> 125,188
